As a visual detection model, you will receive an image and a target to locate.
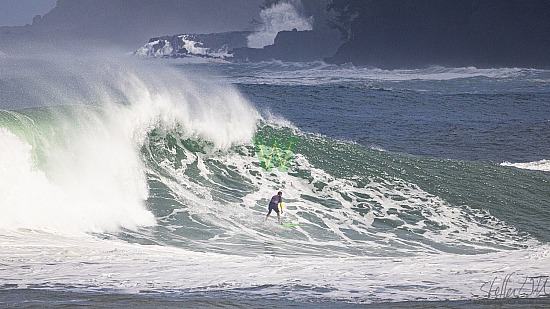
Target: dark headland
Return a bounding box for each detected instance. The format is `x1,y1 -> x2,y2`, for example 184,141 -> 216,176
1,0 -> 549,69
325,0 -> 550,69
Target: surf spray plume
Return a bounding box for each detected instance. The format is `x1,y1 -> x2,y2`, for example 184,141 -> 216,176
0,48 -> 259,234
247,0 -> 314,48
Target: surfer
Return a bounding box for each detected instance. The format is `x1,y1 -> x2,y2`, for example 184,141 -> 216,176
265,191 -> 283,224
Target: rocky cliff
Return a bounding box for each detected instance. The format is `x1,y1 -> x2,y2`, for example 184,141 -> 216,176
326,0 -> 550,69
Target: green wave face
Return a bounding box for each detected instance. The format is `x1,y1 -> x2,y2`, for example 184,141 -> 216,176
1,104 -> 547,257
134,121 -> 548,257
1,59 -> 548,257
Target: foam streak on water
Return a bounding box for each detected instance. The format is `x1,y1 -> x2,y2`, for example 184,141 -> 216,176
1,230 -> 550,303
227,62 -> 536,85
501,160 -> 550,172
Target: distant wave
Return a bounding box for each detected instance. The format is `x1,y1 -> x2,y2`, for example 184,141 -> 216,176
228,62 -> 546,86
501,160 -> 550,172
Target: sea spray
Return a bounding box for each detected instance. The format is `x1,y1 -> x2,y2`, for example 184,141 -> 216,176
247,0 -> 313,48
0,52 -> 260,234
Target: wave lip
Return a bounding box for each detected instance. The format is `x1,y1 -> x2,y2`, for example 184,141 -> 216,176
0,52 -> 260,234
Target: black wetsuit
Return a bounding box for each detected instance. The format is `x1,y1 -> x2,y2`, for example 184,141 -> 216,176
268,194 -> 282,214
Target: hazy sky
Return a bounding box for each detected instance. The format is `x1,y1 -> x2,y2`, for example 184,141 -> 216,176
0,0 -> 56,26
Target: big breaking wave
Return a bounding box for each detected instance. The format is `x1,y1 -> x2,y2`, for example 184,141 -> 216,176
1,51 -> 550,304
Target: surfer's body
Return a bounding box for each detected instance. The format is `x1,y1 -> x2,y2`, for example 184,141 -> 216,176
265,191 -> 283,224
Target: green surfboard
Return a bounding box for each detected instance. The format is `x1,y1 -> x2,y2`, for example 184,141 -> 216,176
280,222 -> 299,228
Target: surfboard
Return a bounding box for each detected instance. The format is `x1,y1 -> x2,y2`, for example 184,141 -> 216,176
280,222 -> 299,228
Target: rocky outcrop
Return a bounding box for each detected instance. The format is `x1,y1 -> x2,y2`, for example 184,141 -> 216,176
231,29 -> 341,62
136,28 -> 342,63
135,31 -> 252,58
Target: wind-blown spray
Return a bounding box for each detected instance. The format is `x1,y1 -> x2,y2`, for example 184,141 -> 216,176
247,0 -> 313,48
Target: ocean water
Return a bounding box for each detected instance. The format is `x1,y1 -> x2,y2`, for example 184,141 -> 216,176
0,55 -> 549,308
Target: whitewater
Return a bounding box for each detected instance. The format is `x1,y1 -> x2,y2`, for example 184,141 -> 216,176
0,52 -> 549,308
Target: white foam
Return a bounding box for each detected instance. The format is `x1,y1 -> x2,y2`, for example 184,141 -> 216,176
144,133 -> 535,257
179,35 -> 209,55
178,35 -> 231,59
501,160 -> 550,172
135,39 -> 174,58
0,52 -> 260,234
1,231 -> 549,303
0,127 -> 155,234
232,63 -> 535,85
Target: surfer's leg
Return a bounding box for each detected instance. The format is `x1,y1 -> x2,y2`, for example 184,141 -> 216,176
274,208 -> 281,224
